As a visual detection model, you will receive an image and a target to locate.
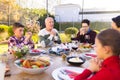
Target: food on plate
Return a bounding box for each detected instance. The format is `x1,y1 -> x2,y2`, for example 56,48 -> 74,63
69,57 -> 83,63
38,56 -> 50,62
32,49 -> 40,53
78,43 -> 93,52
17,58 -> 50,69
32,56 -> 50,62
22,59 -> 31,68
79,43 -> 92,48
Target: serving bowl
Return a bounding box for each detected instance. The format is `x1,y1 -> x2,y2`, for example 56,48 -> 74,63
67,56 -> 85,66
14,58 -> 51,74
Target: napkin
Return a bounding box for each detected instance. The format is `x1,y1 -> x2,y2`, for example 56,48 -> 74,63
85,53 -> 97,57
49,45 -> 70,55
63,69 -> 80,79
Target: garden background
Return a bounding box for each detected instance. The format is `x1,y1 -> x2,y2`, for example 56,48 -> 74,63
0,0 -> 111,54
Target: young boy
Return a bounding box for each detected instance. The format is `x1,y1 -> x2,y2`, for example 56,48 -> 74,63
8,22 -> 34,54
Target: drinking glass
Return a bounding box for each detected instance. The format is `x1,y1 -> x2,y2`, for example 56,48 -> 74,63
85,35 -> 90,43
0,54 -> 7,80
0,62 -> 5,80
71,41 -> 79,57
54,36 -> 58,44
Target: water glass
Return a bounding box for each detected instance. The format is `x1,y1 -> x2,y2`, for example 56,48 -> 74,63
85,35 -> 90,43
0,62 -> 6,80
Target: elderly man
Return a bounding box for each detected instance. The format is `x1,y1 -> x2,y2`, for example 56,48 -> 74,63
38,17 -> 61,47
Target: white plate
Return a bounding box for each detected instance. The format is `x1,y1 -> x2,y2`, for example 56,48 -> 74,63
52,67 -> 85,80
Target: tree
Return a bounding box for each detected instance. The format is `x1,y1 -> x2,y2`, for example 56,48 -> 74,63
0,0 -> 21,24
37,9 -> 59,30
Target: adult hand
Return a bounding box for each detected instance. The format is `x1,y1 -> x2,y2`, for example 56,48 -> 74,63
87,58 -> 102,72
80,28 -> 86,35
50,30 -> 56,36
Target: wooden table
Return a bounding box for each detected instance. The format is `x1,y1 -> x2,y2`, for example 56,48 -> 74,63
4,51 -> 89,80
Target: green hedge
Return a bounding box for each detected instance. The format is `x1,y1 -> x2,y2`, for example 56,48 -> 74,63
64,27 -> 78,40
0,25 -> 9,41
59,33 -> 71,43
0,25 -> 9,33
8,26 -> 14,37
32,34 -> 39,44
65,27 -> 78,35
0,25 -> 14,38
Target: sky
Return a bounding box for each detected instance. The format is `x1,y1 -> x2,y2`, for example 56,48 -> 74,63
17,0 -> 120,12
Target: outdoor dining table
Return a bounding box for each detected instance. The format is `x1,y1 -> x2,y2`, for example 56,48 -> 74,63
4,47 -> 90,80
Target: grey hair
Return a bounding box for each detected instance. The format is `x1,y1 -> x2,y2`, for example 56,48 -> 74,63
45,17 -> 54,24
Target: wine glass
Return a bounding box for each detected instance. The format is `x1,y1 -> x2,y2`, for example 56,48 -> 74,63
71,41 -> 79,57
54,36 -> 58,43
71,34 -> 76,41
85,35 -> 90,43
54,36 -> 59,45
71,34 -> 76,38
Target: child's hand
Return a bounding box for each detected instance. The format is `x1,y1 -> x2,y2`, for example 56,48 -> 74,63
87,58 -> 102,72
25,32 -> 32,41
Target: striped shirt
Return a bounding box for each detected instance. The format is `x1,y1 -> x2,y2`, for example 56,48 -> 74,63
38,28 -> 61,47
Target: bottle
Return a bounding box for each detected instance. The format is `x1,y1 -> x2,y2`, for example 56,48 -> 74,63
61,53 -> 67,61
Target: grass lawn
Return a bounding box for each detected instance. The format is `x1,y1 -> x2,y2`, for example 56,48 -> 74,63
0,44 -> 8,54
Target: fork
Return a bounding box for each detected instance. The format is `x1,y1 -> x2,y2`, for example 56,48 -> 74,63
60,69 -> 67,75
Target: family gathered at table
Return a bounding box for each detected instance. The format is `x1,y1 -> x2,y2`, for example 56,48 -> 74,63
0,15 -> 120,80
